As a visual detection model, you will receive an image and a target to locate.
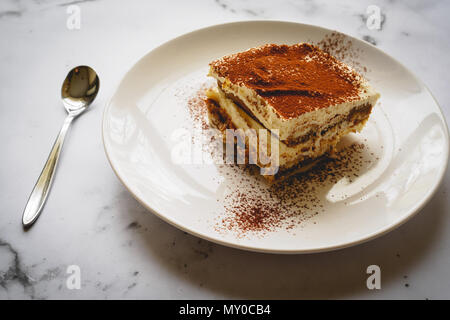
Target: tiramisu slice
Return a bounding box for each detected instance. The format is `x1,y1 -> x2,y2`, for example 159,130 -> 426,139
206,43 -> 380,180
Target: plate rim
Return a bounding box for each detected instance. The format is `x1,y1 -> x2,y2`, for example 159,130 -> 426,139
102,20 -> 450,254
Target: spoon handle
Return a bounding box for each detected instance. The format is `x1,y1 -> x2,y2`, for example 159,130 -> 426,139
22,115 -> 74,228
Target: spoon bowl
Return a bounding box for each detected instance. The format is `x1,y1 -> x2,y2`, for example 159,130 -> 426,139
61,66 -> 99,115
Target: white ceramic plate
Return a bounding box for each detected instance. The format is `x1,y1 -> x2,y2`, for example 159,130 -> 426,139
103,21 -> 449,253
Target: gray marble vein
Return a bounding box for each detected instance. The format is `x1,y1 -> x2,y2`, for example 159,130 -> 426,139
0,239 -> 35,298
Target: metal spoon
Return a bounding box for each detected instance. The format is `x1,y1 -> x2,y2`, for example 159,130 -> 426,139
22,66 -> 100,228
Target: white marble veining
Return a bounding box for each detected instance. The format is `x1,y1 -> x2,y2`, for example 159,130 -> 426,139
1,0 -> 450,299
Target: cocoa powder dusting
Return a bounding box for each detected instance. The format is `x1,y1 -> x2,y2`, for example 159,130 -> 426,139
216,143 -> 372,237
314,32 -> 367,75
210,43 -> 362,119
185,83 -> 211,131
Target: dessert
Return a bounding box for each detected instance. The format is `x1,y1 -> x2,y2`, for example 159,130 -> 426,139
206,43 -> 380,181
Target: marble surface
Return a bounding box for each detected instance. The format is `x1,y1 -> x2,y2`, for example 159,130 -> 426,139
1,0 -> 450,299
